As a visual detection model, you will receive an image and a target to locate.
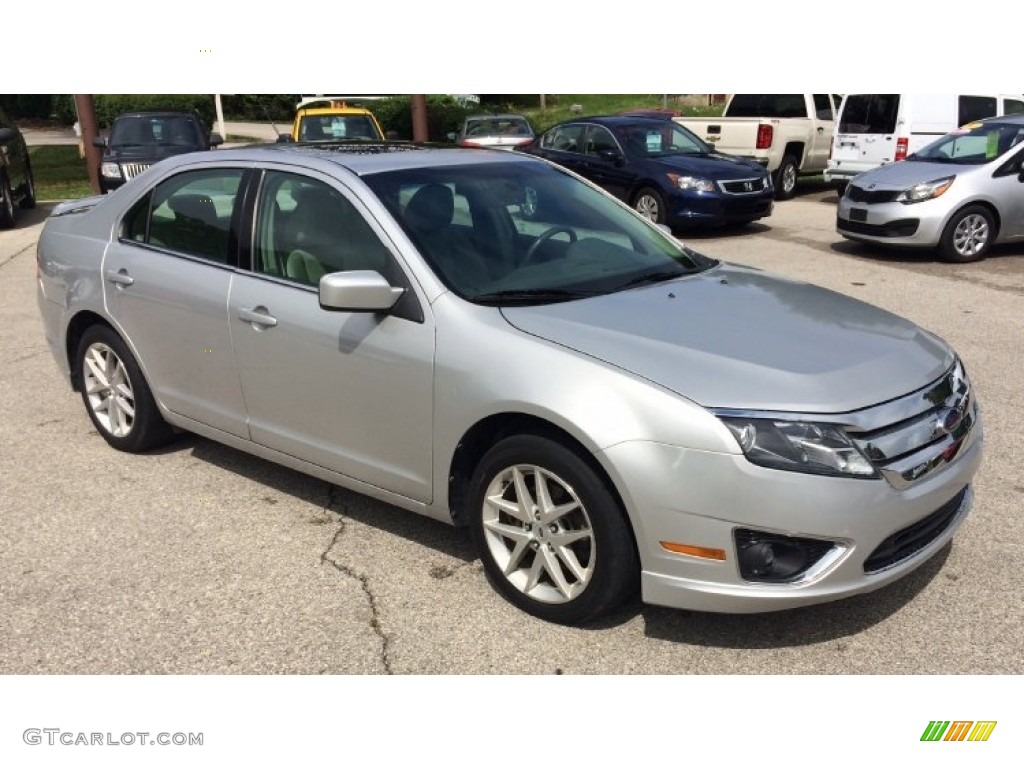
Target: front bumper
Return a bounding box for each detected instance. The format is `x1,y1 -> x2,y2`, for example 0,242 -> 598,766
600,410 -> 983,613
667,189 -> 774,228
836,195 -> 950,248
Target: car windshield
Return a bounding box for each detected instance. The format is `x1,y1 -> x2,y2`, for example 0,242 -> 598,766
464,117 -> 533,137
299,114 -> 382,141
619,122 -> 710,158
109,115 -> 203,148
911,121 -> 1024,165
362,160 -> 716,304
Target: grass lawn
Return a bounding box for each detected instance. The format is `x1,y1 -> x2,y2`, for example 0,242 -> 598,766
29,145 -> 94,201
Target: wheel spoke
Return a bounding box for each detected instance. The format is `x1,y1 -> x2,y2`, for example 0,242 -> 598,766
85,351 -> 109,389
554,544 -> 590,584
485,492 -> 531,523
539,546 -> 574,599
512,467 -> 536,516
549,528 -> 591,546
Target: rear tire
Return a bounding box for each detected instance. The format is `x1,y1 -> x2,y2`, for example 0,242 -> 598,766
773,155 -> 799,200
76,325 -> 175,452
468,434 -> 639,624
939,205 -> 994,263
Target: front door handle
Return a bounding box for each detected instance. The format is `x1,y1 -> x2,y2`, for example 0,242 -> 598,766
238,307 -> 278,328
105,269 -> 135,287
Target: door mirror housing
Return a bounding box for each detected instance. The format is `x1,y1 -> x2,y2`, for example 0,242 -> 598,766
319,271 -> 404,313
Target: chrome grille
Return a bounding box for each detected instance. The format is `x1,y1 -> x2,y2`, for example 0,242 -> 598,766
121,163 -> 152,180
719,177 -> 768,195
846,360 -> 977,489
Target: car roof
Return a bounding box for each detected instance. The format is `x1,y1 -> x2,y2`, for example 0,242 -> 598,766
466,113 -> 530,121
546,114 -> 678,130
114,111 -> 199,118
297,106 -> 375,117
183,143 -> 546,176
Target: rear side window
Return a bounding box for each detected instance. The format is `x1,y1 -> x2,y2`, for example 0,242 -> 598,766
727,95 -> 808,119
958,96 -> 997,125
839,95 -> 899,134
541,124 -> 584,153
124,169 -> 244,264
813,94 -> 833,120
1004,99 -> 1024,115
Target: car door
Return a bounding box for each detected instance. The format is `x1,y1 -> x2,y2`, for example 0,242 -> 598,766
579,124 -> 632,201
808,94 -> 835,169
227,168 -> 435,502
534,123 -> 589,177
993,140 -> 1024,240
103,166 -> 250,437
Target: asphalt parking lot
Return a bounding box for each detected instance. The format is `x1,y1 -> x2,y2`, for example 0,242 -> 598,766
2,183 -> 1022,675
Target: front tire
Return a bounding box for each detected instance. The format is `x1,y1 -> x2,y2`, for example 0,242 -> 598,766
76,325 -> 175,452
773,155 -> 799,200
468,434 -> 639,624
0,174 -> 14,229
633,186 -> 667,225
20,157 -> 36,209
939,205 -> 994,263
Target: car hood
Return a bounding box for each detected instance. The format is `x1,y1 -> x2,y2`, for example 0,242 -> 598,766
648,152 -> 765,179
850,158 -> 982,189
104,145 -> 205,162
500,264 -> 952,412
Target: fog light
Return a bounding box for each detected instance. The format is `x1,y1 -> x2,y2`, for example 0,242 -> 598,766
735,529 -> 835,583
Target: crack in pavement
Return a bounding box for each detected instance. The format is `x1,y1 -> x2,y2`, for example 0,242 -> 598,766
319,483 -> 393,674
0,242 -> 34,270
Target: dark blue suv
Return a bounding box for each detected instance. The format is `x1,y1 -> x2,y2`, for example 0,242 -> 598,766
517,115 -> 773,230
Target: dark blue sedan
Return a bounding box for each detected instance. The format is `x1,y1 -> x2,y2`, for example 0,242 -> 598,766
517,115 -> 773,230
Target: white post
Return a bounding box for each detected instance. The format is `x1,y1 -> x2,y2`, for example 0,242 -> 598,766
214,94 -> 226,141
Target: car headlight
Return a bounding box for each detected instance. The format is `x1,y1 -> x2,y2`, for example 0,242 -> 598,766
719,417 -> 876,478
100,162 -> 123,180
667,173 -> 716,193
895,175 -> 954,204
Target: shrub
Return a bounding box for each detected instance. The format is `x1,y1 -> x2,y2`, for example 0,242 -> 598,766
374,96 -> 474,142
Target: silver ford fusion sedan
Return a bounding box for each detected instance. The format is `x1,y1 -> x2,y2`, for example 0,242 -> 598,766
837,113 -> 1024,262
36,143 -> 983,624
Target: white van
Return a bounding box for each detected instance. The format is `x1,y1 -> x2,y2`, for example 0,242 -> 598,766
825,93 -> 1024,188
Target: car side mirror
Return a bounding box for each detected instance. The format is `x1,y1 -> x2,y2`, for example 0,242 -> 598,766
209,132 -> 224,147
92,136 -> 107,148
319,271 -> 404,313
0,127 -> 16,142
275,134 -> 294,143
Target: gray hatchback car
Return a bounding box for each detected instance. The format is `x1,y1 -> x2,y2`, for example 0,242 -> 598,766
37,143 -> 983,624
837,113 -> 1024,262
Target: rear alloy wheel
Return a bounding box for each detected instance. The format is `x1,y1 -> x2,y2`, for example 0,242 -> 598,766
77,325 -> 174,452
633,187 -> 666,224
773,155 -> 799,200
939,205 -> 995,263
0,174 -> 14,229
468,435 -> 639,624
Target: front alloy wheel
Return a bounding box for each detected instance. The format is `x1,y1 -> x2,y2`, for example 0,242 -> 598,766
481,464 -> 595,605
633,187 -> 666,224
469,435 -> 639,624
940,205 -> 995,263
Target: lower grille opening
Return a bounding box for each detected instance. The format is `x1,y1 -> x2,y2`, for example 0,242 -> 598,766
863,486 -> 967,573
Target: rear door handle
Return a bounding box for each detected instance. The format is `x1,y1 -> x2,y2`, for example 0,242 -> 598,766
237,307 -> 278,328
105,269 -> 135,287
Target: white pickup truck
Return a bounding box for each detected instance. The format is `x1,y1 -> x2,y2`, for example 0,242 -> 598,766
675,94 -> 842,199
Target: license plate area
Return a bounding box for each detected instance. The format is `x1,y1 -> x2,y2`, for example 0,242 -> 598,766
849,207 -> 868,222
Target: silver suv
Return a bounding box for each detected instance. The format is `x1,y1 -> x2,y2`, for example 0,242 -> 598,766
36,143 -> 983,623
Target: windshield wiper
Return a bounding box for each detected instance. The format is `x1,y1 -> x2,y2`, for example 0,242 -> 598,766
614,270 -> 686,291
473,288 -> 596,305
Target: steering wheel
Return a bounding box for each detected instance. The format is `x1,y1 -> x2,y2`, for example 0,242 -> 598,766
522,226 -> 578,266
